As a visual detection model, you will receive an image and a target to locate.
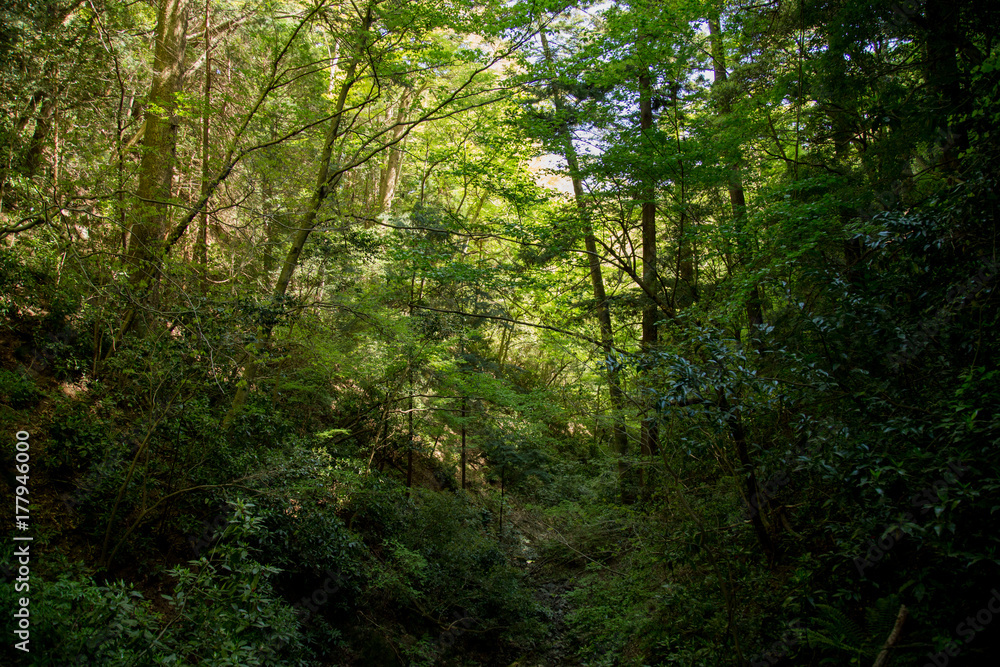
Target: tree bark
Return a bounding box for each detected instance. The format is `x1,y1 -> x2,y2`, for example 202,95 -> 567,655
407,273 -> 416,490
539,27 -> 632,502
720,393 -> 776,564
128,0 -> 190,297
222,5 -> 372,428
872,605 -> 909,667
378,87 -> 416,214
461,395 -> 467,490
671,87 -> 695,300
195,0 -> 211,293
638,70 -> 659,493
24,96 -> 55,180
710,8 -> 773,565
708,9 -> 764,348
924,0 -> 966,171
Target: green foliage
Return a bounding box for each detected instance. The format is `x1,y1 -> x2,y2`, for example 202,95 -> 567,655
398,489 -> 533,614
229,393 -> 294,452
2,0 -> 998,663
384,487 -> 542,660
249,452 -> 366,602
12,574 -> 162,666
155,500 -> 305,666
47,399 -> 114,469
0,247 -> 40,319
0,367 -> 42,408
6,501 -> 305,666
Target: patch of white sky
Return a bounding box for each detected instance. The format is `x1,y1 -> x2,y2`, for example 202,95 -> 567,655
527,1 -> 719,194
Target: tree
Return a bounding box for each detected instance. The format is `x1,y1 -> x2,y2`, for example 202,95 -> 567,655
536,23 -> 632,500
707,4 -> 763,346
128,0 -> 190,303
224,0 -> 535,425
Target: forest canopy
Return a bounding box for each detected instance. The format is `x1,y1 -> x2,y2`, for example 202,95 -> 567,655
1,0 -> 998,665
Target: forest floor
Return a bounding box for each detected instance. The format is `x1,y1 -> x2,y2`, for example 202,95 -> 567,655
510,568 -> 577,666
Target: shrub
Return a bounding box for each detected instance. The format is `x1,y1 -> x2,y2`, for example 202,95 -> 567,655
0,368 -> 42,409
47,401 -> 113,469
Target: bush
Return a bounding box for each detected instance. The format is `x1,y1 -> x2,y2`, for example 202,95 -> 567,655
0,368 -> 42,409
47,400 -> 114,469
1,500 -> 308,666
0,247 -> 41,320
156,502 -> 305,666
394,489 -> 540,646
4,574 -> 161,665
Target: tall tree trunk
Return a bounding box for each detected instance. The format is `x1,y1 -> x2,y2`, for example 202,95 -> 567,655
4,3 -> 81,201
378,87 -> 416,214
407,272 -> 416,490
924,0 -> 966,171
24,96 -> 55,180
499,466 -> 505,537
710,8 -> 773,564
223,6 -> 372,428
671,87 -> 695,301
460,395 -> 467,490
721,393 -> 776,564
407,369 -> 414,489
708,9 -> 763,347
638,70 -> 659,493
128,0 -> 190,299
195,0 -> 211,293
539,27 -> 632,502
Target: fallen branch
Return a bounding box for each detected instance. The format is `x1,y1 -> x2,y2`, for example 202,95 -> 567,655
873,604 -> 908,667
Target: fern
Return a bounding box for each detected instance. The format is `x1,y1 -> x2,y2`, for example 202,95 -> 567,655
806,595 -> 903,662
807,604 -> 866,655
866,594 -> 903,643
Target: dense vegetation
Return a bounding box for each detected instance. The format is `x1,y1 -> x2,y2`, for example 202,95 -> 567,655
1,0 -> 998,664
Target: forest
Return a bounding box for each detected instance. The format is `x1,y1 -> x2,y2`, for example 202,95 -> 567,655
1,0 -> 998,664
